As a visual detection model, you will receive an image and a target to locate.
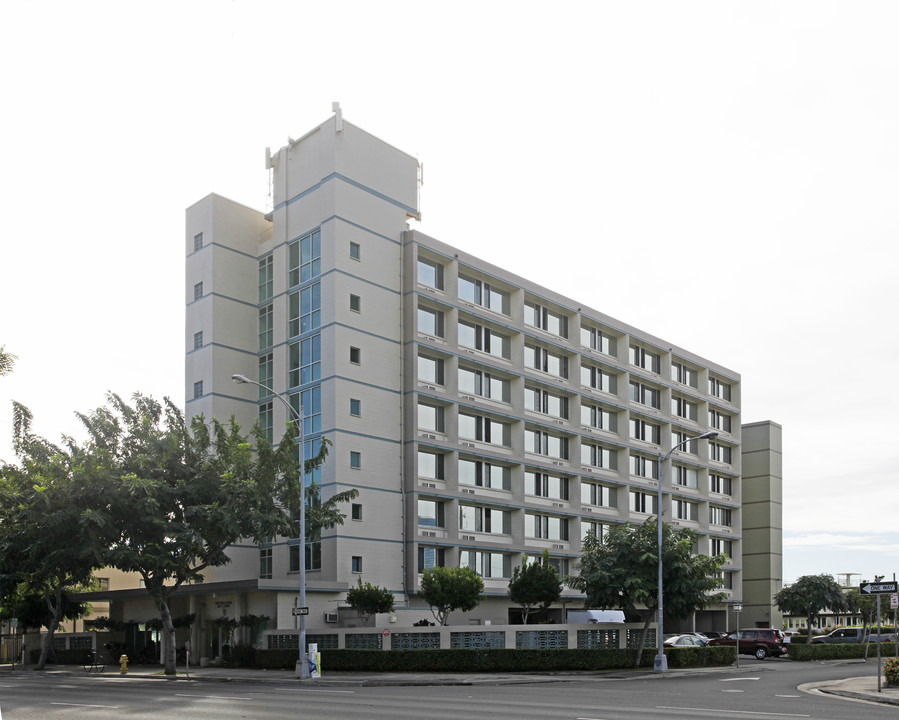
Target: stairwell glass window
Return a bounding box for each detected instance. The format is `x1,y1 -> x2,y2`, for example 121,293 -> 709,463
293,386 -> 321,435
629,345 -> 660,373
525,344 -> 568,378
673,499 -> 699,521
258,401 -> 273,442
525,428 -> 569,460
288,229 -> 321,286
630,491 -> 657,514
630,418 -> 660,444
581,442 -> 614,470
417,257 -> 444,290
580,326 -> 614,355
259,304 -> 273,350
525,471 -> 569,500
709,409 -> 732,433
289,283 -> 321,337
459,458 -> 511,490
525,513 -> 569,541
418,354 -> 445,386
581,364 -> 612,393
259,543 -> 272,579
418,450 -> 445,480
458,320 -> 508,359
258,353 -> 273,398
674,465 -> 699,489
259,254 -> 273,302
581,481 -> 614,507
459,505 -> 510,535
709,505 -> 733,527
418,402 -> 445,433
629,381 -> 660,409
629,454 -> 658,479
458,274 -> 508,314
581,403 -> 615,431
710,473 -> 732,495
458,413 -> 510,447
458,366 -> 510,402
525,386 -> 569,419
709,377 -> 732,402
418,306 -> 445,338
288,335 -> 321,387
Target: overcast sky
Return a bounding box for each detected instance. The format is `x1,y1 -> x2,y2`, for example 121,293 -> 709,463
2,1 -> 896,586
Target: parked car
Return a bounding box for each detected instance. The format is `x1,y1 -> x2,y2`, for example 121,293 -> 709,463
702,631 -> 727,639
664,634 -> 707,648
707,628 -> 788,659
811,627 -> 898,644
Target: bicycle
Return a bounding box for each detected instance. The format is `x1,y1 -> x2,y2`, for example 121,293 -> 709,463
82,649 -> 106,673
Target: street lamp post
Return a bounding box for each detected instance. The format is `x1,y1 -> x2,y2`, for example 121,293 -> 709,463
232,373 -> 309,679
654,429 -> 718,673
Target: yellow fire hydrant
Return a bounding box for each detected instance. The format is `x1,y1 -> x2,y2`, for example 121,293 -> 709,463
119,654 -> 128,675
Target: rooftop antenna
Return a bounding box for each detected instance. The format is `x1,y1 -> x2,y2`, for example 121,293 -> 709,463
332,101 -> 343,133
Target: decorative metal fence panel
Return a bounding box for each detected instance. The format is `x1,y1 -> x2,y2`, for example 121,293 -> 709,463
267,634 -> 299,650
515,630 -> 568,650
577,629 -> 619,649
306,634 -> 339,650
391,632 -> 440,650
345,633 -> 383,650
626,628 -> 656,648
450,631 -> 505,649
70,636 -> 93,650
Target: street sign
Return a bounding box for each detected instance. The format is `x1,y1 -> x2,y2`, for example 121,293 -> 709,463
732,604 -> 743,612
292,607 -> 309,616
859,581 -> 898,595
891,593 -> 898,610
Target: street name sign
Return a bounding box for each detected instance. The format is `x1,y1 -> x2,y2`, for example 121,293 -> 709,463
292,607 -> 310,616
859,581 -> 898,595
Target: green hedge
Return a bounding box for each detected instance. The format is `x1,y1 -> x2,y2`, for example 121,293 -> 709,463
250,647 -> 735,672
787,642 -> 899,661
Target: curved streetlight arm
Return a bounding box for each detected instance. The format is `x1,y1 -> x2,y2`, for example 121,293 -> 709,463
231,374 -> 301,423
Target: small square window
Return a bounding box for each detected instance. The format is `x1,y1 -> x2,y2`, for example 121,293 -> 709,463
350,451 -> 361,469
350,398 -> 361,416
350,294 -> 361,312
193,381 -> 203,399
349,242 -> 360,260
193,331 -> 203,350
194,232 -> 204,251
350,347 -> 361,365
351,556 -> 363,573
351,503 -> 362,521
193,282 -> 203,301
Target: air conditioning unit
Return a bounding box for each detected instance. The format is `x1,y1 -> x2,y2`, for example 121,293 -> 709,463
553,461 -> 564,466
463,442 -> 476,447
553,502 -> 564,508
324,612 -> 338,624
462,534 -> 476,541
553,544 -> 564,550
423,384 -> 436,391
423,482 -> 437,488
464,488 -> 476,494
422,531 -> 437,537
422,433 -> 437,439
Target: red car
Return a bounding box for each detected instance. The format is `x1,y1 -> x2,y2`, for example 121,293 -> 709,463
707,628 -> 788,659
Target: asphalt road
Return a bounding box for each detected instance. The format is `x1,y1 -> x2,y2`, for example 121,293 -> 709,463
0,659 -> 893,719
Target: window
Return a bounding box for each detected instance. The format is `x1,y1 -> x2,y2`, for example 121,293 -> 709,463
290,539 -> 322,572
580,326 -> 614,355
258,401 -> 273,442
293,386 -> 321,435
350,398 -> 361,417
581,364 -> 611,393
710,442 -> 732,464
349,241 -> 360,260
629,454 -> 658,479
710,473 -> 732,495
673,465 -> 698,489
349,346 -> 361,365
193,282 -> 203,301
193,381 -> 203,399
709,505 -> 733,527
259,304 -> 273,349
709,377 -> 732,401
630,418 -> 660,444
458,274 -> 508,314
351,556 -> 363,573
194,232 -> 204,251
289,335 -> 321,386
629,381 -> 660,408
259,544 -> 272,579
546,556 -> 569,576
581,403 -> 615,431
581,481 -> 614,507
459,550 -> 511,579
258,353 -> 273,396
582,521 -> 608,541
671,431 -> 698,455
418,306 -> 445,337
711,537 -> 732,558
673,499 -> 699,521
581,442 -> 614,469
418,546 -> 445,572
418,257 -> 444,290
288,229 -> 321,286
709,409 -> 732,433
525,428 -> 569,459
350,451 -> 361,469
259,254 -> 273,302
418,450 -> 445,480
525,301 -> 568,338
418,354 -> 445,385
350,294 -> 361,312
289,283 -> 321,337
418,402 -> 445,433
671,361 -> 696,387
525,513 -> 569,541
459,458 -> 511,490
672,397 -> 697,422
459,366 -> 510,402
525,471 -> 569,500
458,413 -> 510,447
630,491 -> 657,514
524,344 -> 568,378
193,331 -> 203,350
459,505 -> 510,534
719,571 -> 734,590
525,386 -> 569,419
629,345 -> 660,373
458,321 -> 508,358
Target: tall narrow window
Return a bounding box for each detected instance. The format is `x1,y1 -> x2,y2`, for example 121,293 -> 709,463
258,254 -> 273,302
193,331 -> 203,350
350,451 -> 362,469
259,304 -> 273,350
349,241 -> 360,260
350,294 -> 361,312
418,257 -> 444,290
193,282 -> 203,301
288,229 -> 322,286
350,398 -> 361,416
193,232 -> 204,251
349,346 -> 361,365
192,381 -> 203,399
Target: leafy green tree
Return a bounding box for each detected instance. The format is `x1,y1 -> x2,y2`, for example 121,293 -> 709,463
0,402 -> 104,670
345,578 -> 395,625
508,550 -> 562,624
567,518 -> 726,666
774,574 -> 847,643
0,345 -> 16,376
846,588 -> 893,635
419,566 -> 484,626
76,392 -> 356,675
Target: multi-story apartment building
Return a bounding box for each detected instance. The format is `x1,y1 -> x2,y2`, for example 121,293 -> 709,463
184,109 -> 744,642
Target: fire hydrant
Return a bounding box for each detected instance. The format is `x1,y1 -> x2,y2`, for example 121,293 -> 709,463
119,654 -> 128,675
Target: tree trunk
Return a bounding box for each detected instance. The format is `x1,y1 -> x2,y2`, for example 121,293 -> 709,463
633,612 -> 654,667
521,607 -> 530,625
36,588 -> 64,671
806,613 -> 814,643
157,595 -> 177,675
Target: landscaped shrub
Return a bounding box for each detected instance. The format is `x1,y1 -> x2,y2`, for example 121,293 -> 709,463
787,642 -> 898,662
883,657 -> 899,687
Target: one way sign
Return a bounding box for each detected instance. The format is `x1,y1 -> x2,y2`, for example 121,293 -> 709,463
859,581 -> 898,595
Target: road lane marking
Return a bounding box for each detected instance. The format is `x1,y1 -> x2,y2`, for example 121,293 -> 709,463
775,694 -> 801,698
174,693 -> 253,700
722,689 -> 745,692
51,702 -> 120,709
658,707 -> 810,717
720,677 -> 760,682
